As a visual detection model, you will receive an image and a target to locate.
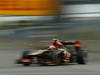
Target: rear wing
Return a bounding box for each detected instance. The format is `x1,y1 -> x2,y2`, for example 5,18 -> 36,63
61,41 -> 75,45
61,41 -> 81,46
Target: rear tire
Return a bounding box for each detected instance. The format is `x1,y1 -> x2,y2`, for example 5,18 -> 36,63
76,51 -> 87,64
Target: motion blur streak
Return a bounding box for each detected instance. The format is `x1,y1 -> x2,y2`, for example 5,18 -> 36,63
0,0 -> 100,75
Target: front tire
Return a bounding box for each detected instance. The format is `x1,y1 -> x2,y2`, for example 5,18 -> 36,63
22,51 -> 30,58
23,63 -> 31,66
53,55 -> 62,65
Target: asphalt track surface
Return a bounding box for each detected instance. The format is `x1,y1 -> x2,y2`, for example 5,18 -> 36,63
0,44 -> 100,75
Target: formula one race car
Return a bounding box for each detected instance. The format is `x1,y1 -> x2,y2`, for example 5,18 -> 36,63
16,41 -> 88,66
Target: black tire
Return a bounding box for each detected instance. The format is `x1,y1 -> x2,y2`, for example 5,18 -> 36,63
76,51 -> 87,64
53,55 -> 62,65
23,63 -> 31,66
15,59 -> 21,64
22,51 -> 30,58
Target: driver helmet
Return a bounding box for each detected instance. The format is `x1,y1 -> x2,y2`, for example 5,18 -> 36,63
52,38 -> 59,41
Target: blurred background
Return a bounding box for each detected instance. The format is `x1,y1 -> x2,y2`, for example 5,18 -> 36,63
0,0 -> 100,52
